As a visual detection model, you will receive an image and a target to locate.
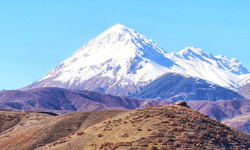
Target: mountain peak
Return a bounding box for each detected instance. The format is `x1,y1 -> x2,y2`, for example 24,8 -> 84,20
177,47 -> 202,55
215,55 -> 239,63
74,23 -> 167,60
98,24 -> 135,37
22,24 -> 173,96
184,47 -> 203,54
109,23 -> 128,30
215,55 -> 249,75
176,47 -> 214,59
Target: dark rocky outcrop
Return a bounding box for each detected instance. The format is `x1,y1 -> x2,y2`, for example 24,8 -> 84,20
175,100 -> 189,107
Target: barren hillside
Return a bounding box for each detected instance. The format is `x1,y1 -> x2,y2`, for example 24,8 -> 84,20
39,104 -> 250,150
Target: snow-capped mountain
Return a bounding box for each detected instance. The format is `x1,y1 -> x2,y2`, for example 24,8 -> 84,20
21,24 -> 250,96
21,24 -> 179,96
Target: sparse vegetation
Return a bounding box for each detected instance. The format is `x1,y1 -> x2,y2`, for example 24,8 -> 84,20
1,104 -> 250,150
76,131 -> 84,136
71,104 -> 250,150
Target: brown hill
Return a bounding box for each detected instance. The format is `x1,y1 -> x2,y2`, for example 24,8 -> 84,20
0,104 -> 245,150
40,104 -> 250,150
0,109 -> 127,150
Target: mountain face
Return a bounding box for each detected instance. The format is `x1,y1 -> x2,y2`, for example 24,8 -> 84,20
165,47 -> 249,89
132,73 -> 245,101
239,83 -> 250,99
0,87 -> 172,113
188,100 -> 250,122
20,24 -> 250,96
188,100 -> 250,134
21,24 -> 176,96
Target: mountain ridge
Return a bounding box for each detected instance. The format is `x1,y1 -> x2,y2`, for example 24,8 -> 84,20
0,87 -> 173,113
132,73 -> 244,101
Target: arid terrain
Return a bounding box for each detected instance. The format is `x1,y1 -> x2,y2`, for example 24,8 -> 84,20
0,103 -> 250,150
0,109 -> 127,150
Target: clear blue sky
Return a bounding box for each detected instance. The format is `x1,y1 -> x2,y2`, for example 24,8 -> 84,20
0,0 -> 250,90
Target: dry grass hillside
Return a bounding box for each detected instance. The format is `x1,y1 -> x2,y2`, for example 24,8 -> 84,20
0,109 -> 127,150
38,104 -> 250,150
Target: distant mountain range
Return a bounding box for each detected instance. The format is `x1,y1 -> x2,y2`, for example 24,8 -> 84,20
0,87 -> 172,113
20,24 -> 250,97
0,83 -> 243,113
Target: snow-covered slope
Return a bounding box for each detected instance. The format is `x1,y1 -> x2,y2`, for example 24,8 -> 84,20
240,74 -> 250,86
21,24 -> 250,96
21,24 -> 180,96
165,47 -> 249,89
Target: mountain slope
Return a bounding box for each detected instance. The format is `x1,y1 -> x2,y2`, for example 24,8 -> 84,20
21,24 -> 178,96
20,24 -> 250,96
188,100 -> 250,121
188,99 -> 250,134
0,87 -> 172,113
38,104 -> 250,150
2,105 -> 250,150
0,109 -> 127,150
239,83 -> 250,99
132,73 -> 244,101
165,47 -> 249,89
223,113 -> 250,135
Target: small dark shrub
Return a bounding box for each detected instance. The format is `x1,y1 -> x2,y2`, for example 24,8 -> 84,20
76,131 -> 84,136
98,133 -> 103,138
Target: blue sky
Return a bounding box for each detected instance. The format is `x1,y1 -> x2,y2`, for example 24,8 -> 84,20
0,0 -> 250,90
